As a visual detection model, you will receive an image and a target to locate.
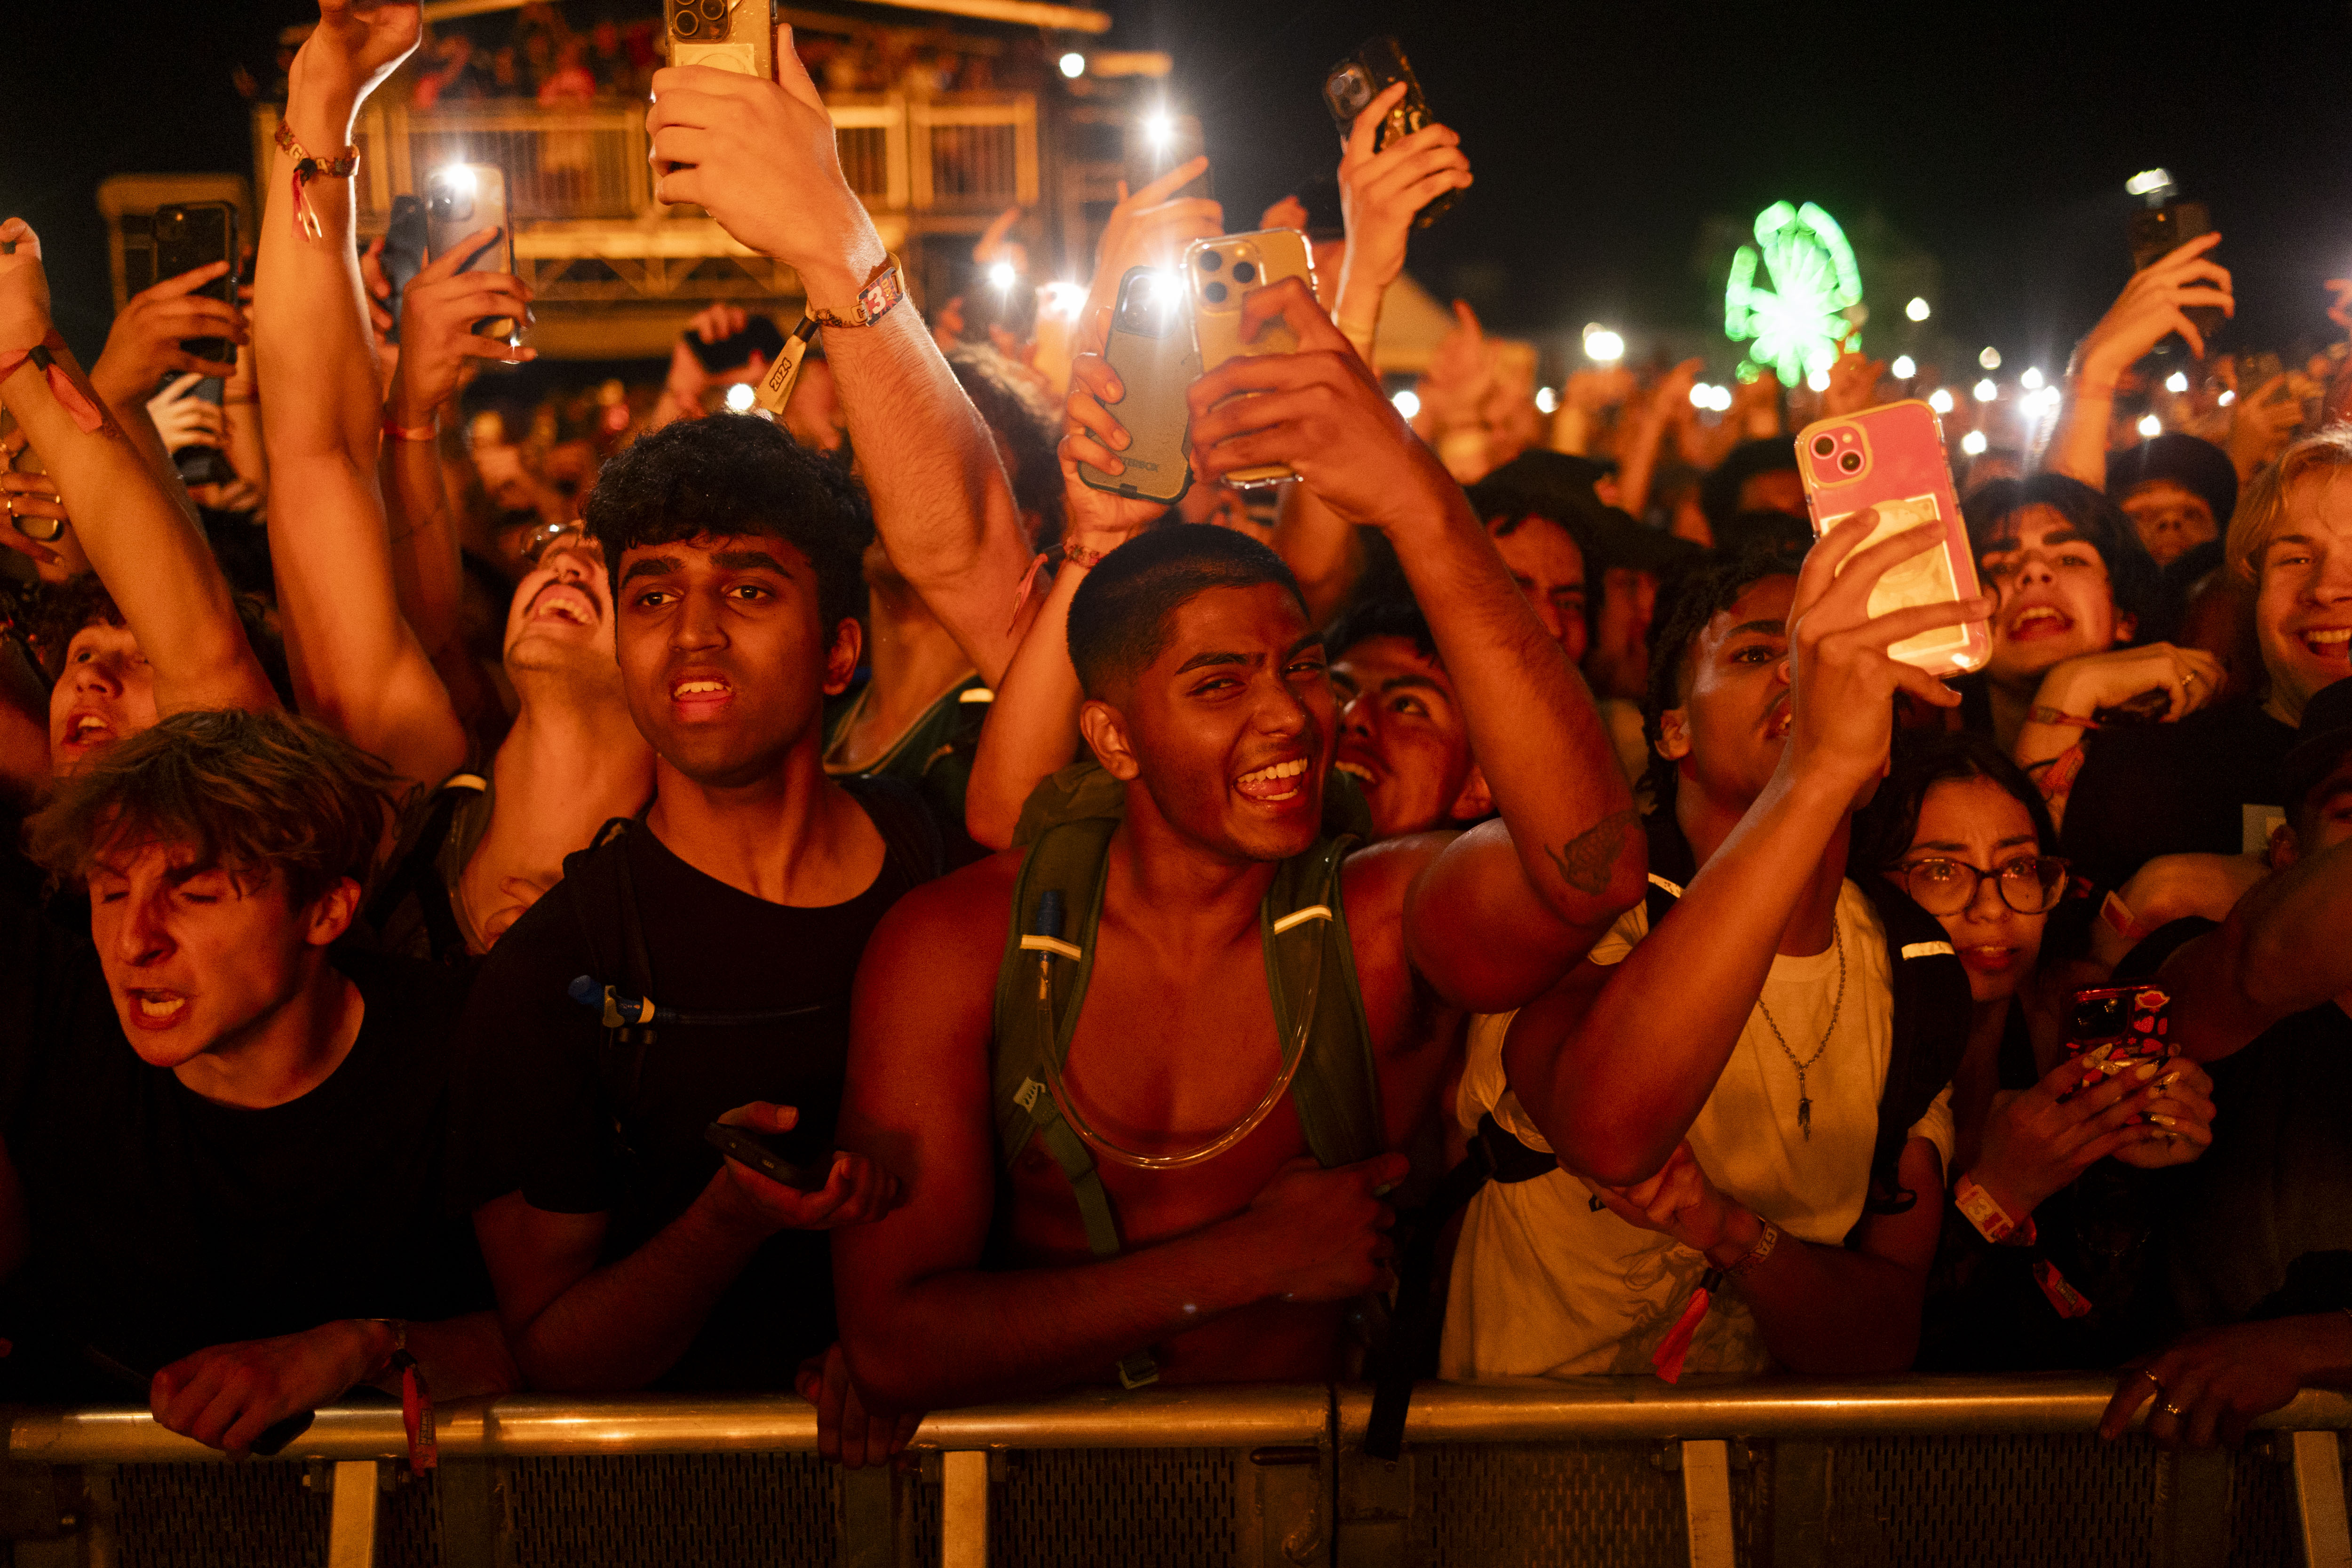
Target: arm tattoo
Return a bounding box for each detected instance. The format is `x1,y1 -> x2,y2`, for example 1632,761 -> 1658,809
1547,807 -> 1640,896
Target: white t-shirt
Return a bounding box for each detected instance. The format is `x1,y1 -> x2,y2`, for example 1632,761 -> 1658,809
1440,881 -> 1955,1381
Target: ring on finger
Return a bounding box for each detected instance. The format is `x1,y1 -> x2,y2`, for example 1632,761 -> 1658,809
2159,1401 -> 2187,1419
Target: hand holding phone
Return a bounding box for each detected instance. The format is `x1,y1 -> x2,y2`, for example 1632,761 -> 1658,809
152,202 -> 241,366
1125,114 -> 1212,205
2063,985 -> 2174,1100
1186,229 -> 1316,486
705,1121 -> 827,1192
665,0 -> 776,76
1322,39 -> 1457,230
1077,268 -> 1195,505
424,166 -> 521,346
2079,228 -> 2232,379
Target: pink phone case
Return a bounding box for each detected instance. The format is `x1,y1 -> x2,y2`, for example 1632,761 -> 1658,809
1795,400 -> 1990,677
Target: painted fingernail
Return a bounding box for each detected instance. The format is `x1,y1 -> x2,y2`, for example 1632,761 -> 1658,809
2147,1113 -> 2177,1128
2156,1071 -> 2180,1089
2135,1062 -> 2161,1079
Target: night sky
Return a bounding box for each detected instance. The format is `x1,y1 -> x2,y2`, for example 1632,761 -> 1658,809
9,0 -> 2351,381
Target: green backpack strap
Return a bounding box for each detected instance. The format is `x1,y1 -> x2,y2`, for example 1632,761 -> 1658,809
1264,836 -> 1384,1168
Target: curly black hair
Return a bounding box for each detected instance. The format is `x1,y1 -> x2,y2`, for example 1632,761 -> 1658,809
583,413 -> 874,632
947,343 -> 1065,552
1638,543 -> 1807,806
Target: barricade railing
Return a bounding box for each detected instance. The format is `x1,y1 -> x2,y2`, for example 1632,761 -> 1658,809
7,1376 -> 2349,1567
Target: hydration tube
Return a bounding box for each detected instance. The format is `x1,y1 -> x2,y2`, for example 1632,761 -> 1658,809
1028,889 -> 1321,1170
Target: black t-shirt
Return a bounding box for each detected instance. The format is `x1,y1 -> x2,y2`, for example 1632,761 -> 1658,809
0,882 -> 485,1397
2060,699 -> 2294,895
452,802 -> 919,1390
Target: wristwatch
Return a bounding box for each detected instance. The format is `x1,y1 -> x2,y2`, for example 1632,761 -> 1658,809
808,258 -> 905,330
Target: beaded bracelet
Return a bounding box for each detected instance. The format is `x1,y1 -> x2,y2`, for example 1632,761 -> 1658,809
274,121 -> 361,243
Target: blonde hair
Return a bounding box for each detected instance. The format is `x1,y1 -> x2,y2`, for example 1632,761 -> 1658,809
2228,423 -> 2352,583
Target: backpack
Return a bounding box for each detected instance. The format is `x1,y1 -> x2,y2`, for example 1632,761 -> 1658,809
989,765 -> 1384,1388
1364,807 -> 1970,1457
363,773 -> 491,963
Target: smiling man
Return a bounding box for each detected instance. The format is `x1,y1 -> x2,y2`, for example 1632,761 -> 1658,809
0,708 -> 512,1454
1327,597 -> 1491,841
830,279 -> 1642,1412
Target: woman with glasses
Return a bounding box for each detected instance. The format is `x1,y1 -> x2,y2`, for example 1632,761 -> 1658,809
1857,731 -> 2217,1370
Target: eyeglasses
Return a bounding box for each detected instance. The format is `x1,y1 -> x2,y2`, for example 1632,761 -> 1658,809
520,521 -> 589,565
1896,854 -> 2069,915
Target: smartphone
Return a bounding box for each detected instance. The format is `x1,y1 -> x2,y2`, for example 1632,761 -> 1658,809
380,194 -> 428,347
424,166 -> 519,345
1795,400 -> 1990,678
1080,268 -> 1197,506
704,1122 -> 827,1192
666,0 -> 775,76
685,314 -> 787,374
1123,113 -> 1212,203
2063,984 -> 2173,1100
152,201 -> 239,366
172,378 -> 234,489
119,214 -> 157,303
1321,37 -> 1453,229
2127,199 -> 2220,355
1185,229 -> 1315,487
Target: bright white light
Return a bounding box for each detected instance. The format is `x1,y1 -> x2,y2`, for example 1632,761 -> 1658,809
2163,370 -> 2189,394
1906,296 -> 1931,322
2220,389 -> 2237,406
2125,167 -> 2175,198
987,261 -> 1017,291
1891,355 -> 1916,379
1973,378 -> 1998,403
1039,280 -> 1087,318
2020,366 -> 2045,390
1144,112 -> 1175,150
1979,346 -> 2002,370
1689,383 -> 1712,409
723,383 -> 755,414
1534,386 -> 1558,414
2137,413 -> 2163,438
1806,368 -> 1830,392
435,164 -> 478,195
1711,385 -> 1735,411
1961,430 -> 1988,456
1929,388 -> 1955,414
1058,52 -> 1086,79
1582,325 -> 1624,364
1392,388 -> 1422,419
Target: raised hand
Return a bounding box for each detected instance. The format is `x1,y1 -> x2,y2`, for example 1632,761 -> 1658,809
294,0 -> 423,114
144,374 -> 227,454
1238,1153 -> 1409,1304
1335,82 -> 1470,309
0,471 -> 86,582
2075,233 -> 2233,382
90,263 -> 245,406
1820,347 -> 1888,420
1970,1054 -> 2169,1218
2032,641 -> 2227,726
1059,351 -> 1181,537
389,226 -> 536,426
0,219 -> 53,351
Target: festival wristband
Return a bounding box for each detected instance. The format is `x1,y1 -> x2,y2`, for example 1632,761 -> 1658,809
0,334 -> 105,434
274,121 -> 361,243
1722,1218 -> 1780,1277
2028,704 -> 2100,729
1954,1172 -> 2037,1246
806,258 -> 906,330
382,417 -> 438,443
358,1319 -> 437,1475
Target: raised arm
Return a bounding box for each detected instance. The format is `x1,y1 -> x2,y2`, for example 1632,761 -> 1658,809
646,27 -> 1034,685
2159,824 -> 2352,1062
1330,82 -> 1472,365
256,0 -> 470,792
1509,515 -> 1993,1184
87,261 -> 247,489
1187,280 -> 1644,1009
0,222 -> 275,718
2045,235 -> 2232,489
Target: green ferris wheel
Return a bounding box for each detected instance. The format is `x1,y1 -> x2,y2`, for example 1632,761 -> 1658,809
1724,200 -> 1864,386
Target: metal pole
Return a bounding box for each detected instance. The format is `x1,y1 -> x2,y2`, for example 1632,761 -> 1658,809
2290,1431 -> 2352,1568
940,1450 -> 989,1568
325,1460 -> 380,1568
1679,1440 -> 1735,1568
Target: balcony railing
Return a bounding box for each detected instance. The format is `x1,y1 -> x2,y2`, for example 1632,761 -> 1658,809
10,1375 -> 2352,1567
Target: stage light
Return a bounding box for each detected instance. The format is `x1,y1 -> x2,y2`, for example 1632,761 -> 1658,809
1979,346 -> 2002,370
1929,388 -> 1955,414
1806,368 -> 1830,391
723,383 -> 755,413
1973,379 -> 1998,402
2020,367 -> 2044,390
1961,430 -> 1988,456
2164,370 -> 2189,393
1392,388 -> 1421,419
2138,413 -> 2163,438
1059,52 -> 1086,79
1582,325 -> 1624,363
1891,355 -> 1915,379
1906,297 -> 1931,322
1535,387 -> 1557,414
1689,383 -> 1712,408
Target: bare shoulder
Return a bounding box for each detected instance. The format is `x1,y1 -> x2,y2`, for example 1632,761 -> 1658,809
1339,832 -> 1454,936
870,845 -> 1022,971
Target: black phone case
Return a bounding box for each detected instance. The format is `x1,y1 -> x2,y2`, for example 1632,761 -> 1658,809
2127,199 -> 2221,351
1080,269 -> 1197,506
704,1122 -> 826,1192
152,202 -> 239,365
686,315 -> 787,373
1122,115 -> 1212,203
1321,37 -> 1453,229
381,195 -> 428,346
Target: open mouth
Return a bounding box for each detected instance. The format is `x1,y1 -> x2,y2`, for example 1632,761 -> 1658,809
1333,758 -> 1377,785
1959,945 -> 2019,970
2299,627 -> 2352,659
528,581 -> 598,627
670,675 -> 734,714
1234,756 -> 1311,803
1764,702 -> 1792,742
126,990 -> 187,1026
62,713 -> 112,749
2006,604 -> 2075,640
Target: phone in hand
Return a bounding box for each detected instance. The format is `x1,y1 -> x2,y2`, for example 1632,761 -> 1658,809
2063,984 -> 2173,1100
152,201 -> 240,365
424,166 -> 519,346
685,313 -> 787,374
173,377 -> 235,489
2127,198 -> 2221,356
1795,399 -> 1990,678
1124,112 -> 1212,203
665,0 -> 776,76
1184,229 -> 1315,487
704,1121 -> 828,1192
1080,267 -> 1197,506
1321,37 -> 1454,229
380,194 -> 428,347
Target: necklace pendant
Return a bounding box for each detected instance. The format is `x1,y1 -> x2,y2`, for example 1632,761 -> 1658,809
1797,1095 -> 1812,1141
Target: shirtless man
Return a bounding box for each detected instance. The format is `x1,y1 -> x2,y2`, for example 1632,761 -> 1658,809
833,280 -> 1643,1407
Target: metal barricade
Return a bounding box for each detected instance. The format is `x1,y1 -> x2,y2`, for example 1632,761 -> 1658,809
7,1377 -> 2349,1568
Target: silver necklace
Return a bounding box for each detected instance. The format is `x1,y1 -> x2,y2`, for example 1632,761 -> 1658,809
1755,917 -> 1845,1140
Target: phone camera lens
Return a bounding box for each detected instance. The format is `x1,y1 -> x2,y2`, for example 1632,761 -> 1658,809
697,0 -> 726,18
1232,261 -> 1257,284
673,8 -> 699,33
1197,251 -> 1222,273
1838,451 -> 1863,474
1203,281 -> 1229,304
1812,435 -> 1836,457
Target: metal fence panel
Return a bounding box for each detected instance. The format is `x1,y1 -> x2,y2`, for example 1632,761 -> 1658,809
504,1453 -> 837,1568
907,1447 -> 1245,1568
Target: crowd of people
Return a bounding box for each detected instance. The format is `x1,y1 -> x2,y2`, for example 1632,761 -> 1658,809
4,0 -> 2352,1477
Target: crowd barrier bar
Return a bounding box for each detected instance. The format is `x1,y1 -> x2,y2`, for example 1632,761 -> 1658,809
6,1375 -> 2350,1568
